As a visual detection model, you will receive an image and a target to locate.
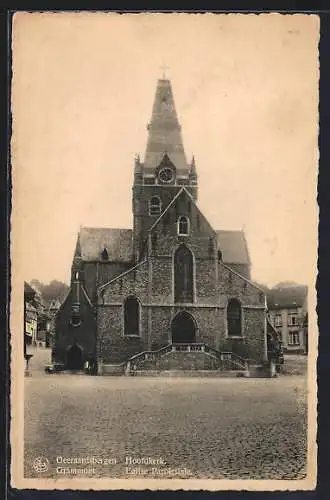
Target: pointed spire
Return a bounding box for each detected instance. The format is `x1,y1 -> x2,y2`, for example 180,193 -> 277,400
134,154 -> 142,173
74,231 -> 82,260
144,78 -> 188,175
189,155 -> 198,188
190,155 -> 197,176
160,63 -> 170,79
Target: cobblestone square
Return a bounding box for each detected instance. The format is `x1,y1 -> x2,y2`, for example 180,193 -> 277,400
24,353 -> 307,480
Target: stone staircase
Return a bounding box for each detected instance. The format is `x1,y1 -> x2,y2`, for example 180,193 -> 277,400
124,343 -> 251,377
99,344 -> 276,378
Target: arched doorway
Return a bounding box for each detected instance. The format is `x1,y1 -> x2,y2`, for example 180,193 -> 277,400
66,342 -> 83,370
171,311 -> 196,343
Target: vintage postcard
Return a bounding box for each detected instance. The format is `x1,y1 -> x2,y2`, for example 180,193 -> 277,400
10,12 -> 319,491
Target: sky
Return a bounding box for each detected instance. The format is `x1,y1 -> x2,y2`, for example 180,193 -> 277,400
11,12 -> 319,288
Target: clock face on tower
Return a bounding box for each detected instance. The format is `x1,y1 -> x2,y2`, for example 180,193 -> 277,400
159,167 -> 174,184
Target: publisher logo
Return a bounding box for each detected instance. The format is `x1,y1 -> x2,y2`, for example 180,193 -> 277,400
32,456 -> 49,473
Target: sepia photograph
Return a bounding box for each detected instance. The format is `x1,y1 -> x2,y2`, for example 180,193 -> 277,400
10,12 -> 318,491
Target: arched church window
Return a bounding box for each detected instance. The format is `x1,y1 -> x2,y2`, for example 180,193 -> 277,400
227,298 -> 242,336
124,296 -> 140,336
178,216 -> 190,236
174,245 -> 194,303
149,196 -> 161,216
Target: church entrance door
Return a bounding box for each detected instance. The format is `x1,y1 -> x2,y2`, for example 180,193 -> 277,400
171,312 -> 196,343
66,342 -> 83,370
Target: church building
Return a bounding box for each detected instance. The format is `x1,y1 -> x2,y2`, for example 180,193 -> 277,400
54,77 -> 271,373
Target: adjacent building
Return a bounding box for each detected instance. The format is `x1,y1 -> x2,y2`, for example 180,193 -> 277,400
24,282 -> 39,351
267,285 -> 308,354
24,281 -> 54,350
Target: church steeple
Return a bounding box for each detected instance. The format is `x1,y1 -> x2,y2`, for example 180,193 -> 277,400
132,77 -> 198,262
71,230 -> 83,284
143,78 -> 189,177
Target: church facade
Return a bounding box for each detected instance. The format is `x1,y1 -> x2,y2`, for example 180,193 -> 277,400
54,78 -> 270,372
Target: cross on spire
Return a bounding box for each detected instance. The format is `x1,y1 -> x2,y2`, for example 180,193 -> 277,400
160,63 -> 170,79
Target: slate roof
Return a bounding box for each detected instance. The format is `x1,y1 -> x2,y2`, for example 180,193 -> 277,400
215,230 -> 250,265
24,281 -> 36,298
143,78 -> 189,175
77,225 -> 251,267
267,285 -> 308,309
78,227 -> 133,262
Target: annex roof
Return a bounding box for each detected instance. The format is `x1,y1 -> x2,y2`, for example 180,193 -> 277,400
215,230 -> 250,265
267,285 -> 308,309
77,227 -> 133,262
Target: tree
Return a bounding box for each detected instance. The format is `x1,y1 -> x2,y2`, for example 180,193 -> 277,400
29,279 -> 69,307
42,280 -> 69,304
273,281 -> 300,289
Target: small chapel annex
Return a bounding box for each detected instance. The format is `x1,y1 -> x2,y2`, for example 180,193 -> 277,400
53,77 -> 276,374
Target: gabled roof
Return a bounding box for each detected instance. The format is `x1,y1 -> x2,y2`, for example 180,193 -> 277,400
24,281 -> 45,310
148,186 -> 194,233
24,281 -> 36,297
215,230 -> 250,265
143,78 -> 189,175
147,188 -> 251,267
220,262 -> 266,293
98,259 -> 148,293
267,285 -> 308,309
77,227 -> 133,262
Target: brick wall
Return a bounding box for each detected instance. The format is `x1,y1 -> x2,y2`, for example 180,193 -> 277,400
100,261 -> 149,305
97,302 -> 265,364
97,305 -> 147,363
243,308 -> 265,361
96,211 -> 267,365
83,261 -> 131,302
218,264 -> 265,306
149,307 -> 173,348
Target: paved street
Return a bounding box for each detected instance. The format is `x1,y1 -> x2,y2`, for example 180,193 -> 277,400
24,349 -> 307,480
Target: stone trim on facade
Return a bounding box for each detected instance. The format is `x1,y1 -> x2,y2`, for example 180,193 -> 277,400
98,259 -> 148,295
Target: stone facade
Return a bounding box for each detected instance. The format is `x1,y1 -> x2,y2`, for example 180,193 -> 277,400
54,77 -> 269,370
96,251 -> 267,364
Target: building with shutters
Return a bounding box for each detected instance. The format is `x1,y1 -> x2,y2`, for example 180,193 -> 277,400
53,77 -> 272,373
267,285 -> 308,354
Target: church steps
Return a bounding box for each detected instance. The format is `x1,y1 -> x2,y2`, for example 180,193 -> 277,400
131,370 -> 249,378
125,343 -> 251,376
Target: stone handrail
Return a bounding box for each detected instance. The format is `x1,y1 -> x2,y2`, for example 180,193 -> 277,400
126,343 -> 249,373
